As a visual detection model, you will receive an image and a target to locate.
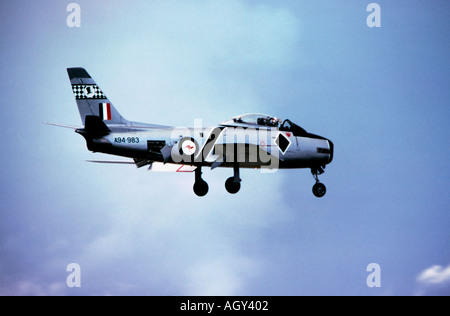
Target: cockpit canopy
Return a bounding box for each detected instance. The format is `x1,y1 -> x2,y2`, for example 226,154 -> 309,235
220,113 -> 308,137
230,114 -> 281,127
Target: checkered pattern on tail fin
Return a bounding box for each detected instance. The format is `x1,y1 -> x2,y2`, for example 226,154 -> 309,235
71,85 -> 107,100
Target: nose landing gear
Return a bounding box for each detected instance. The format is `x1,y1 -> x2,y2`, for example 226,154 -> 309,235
312,182 -> 326,198
311,167 -> 327,198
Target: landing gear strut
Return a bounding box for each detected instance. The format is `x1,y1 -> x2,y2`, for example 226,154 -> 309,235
225,164 -> 241,194
311,167 -> 327,198
193,166 -> 209,197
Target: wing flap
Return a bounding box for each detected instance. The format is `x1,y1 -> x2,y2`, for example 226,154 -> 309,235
148,162 -> 196,172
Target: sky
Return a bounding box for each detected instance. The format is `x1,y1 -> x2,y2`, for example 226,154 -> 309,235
0,0 -> 449,296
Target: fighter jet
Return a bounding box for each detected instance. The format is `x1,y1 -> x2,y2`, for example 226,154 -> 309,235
48,68 -> 334,197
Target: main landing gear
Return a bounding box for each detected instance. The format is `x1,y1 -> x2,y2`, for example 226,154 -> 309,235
193,165 -> 242,197
193,167 -> 209,197
225,164 -> 241,194
311,166 -> 327,198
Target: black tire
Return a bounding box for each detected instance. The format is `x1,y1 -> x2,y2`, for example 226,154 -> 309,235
193,180 -> 209,197
312,182 -> 326,198
225,177 -> 241,194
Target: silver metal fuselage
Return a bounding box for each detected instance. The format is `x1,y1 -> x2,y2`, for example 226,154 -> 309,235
83,123 -> 334,170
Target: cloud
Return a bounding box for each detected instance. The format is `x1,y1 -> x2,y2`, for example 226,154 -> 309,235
0,0 -> 299,296
0,280 -> 66,296
82,0 -> 301,126
417,265 -> 450,285
73,168 -> 288,295
183,253 -> 260,296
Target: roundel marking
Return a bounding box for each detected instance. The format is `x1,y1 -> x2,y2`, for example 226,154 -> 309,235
182,139 -> 197,156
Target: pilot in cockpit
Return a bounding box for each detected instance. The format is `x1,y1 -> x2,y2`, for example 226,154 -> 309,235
257,116 -> 281,127
269,117 -> 282,127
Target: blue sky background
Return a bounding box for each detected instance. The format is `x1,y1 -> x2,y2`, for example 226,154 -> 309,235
0,0 -> 449,296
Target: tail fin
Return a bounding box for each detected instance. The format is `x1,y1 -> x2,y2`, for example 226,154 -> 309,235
67,68 -> 128,125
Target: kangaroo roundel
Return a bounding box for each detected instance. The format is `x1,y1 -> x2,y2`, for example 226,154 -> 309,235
178,137 -> 199,159
182,139 -> 197,156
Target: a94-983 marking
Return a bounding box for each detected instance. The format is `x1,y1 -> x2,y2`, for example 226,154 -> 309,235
114,137 -> 140,144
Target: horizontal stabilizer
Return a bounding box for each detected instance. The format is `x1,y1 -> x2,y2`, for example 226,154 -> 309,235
87,160 -> 135,164
44,122 -> 80,129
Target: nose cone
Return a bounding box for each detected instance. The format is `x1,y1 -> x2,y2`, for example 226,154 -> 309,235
327,139 -> 334,164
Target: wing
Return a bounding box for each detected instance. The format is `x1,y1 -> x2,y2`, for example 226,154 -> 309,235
87,159 -> 196,172
206,143 -> 282,170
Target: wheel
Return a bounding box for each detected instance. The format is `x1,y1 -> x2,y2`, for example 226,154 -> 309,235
193,180 -> 209,197
312,182 -> 326,198
225,177 -> 241,194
